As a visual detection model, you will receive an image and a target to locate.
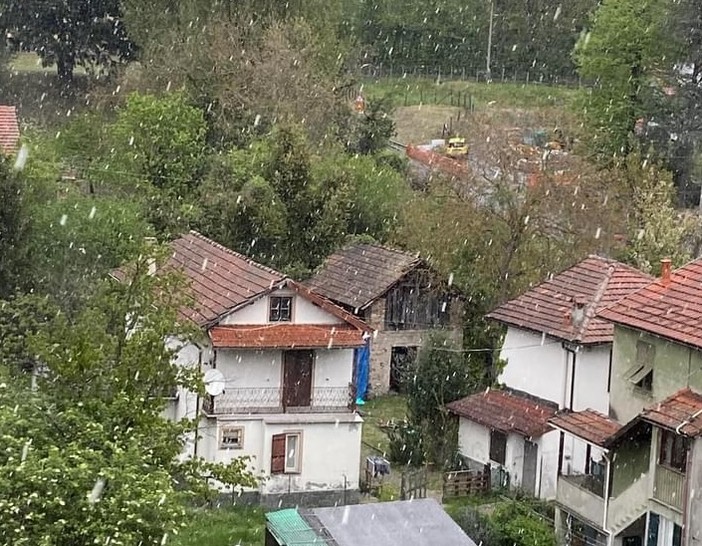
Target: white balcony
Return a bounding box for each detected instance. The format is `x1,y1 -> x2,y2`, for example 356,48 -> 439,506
202,385 -> 355,415
556,473 -> 605,529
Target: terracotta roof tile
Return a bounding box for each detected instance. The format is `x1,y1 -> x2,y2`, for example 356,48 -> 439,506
549,409 -> 622,447
598,259 -> 702,349
0,106 -> 20,155
488,256 -> 652,344
446,389 -> 558,437
307,243 -> 421,309
164,231 -> 286,326
209,324 -> 366,349
640,388 -> 702,438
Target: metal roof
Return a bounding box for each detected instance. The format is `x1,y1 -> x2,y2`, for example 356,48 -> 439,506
310,499 -> 477,546
266,508 -> 330,546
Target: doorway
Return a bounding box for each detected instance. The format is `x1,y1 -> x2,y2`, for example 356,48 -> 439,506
522,440 -> 538,496
283,350 -> 313,408
390,346 -> 417,392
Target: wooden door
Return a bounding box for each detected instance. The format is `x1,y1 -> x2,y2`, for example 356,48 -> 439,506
283,350 -> 313,408
522,440 -> 538,496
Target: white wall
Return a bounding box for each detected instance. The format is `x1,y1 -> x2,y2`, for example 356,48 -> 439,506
499,328 -> 569,407
200,414 -> 363,495
166,340 -> 204,459
219,287 -> 345,326
457,419 -> 490,464
538,430 -> 560,499
314,350 -> 354,390
498,328 -> 611,414
215,349 -> 282,389
573,345 -> 611,414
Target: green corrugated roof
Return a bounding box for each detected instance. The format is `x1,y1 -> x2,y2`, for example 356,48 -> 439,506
266,508 -> 329,546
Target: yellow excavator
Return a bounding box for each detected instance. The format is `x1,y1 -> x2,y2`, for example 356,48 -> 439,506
445,136 -> 469,157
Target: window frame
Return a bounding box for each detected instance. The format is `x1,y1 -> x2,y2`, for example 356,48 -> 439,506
628,340 -> 655,394
220,425 -> 244,450
269,296 -> 293,322
271,432 -> 302,475
659,429 -> 687,473
489,429 -> 507,466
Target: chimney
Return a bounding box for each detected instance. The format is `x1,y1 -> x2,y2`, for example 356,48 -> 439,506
571,296 -> 587,327
660,258 -> 672,286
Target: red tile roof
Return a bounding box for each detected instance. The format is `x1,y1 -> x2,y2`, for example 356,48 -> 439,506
488,256 -> 652,344
598,259 -> 702,349
209,323 -> 366,349
165,231 -> 286,326
640,388 -> 702,438
549,409 -> 622,447
307,243 -> 422,309
0,106 -> 19,155
446,389 -> 558,437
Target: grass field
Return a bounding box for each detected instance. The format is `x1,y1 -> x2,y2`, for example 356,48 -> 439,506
362,76 -> 579,111
359,394 -> 407,456
173,506 -> 265,546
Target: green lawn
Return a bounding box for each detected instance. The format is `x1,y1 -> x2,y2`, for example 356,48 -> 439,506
359,394 -> 407,456
362,76 -> 579,111
174,506 -> 265,546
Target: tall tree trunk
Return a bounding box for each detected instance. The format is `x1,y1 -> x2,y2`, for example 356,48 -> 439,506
56,54 -> 75,84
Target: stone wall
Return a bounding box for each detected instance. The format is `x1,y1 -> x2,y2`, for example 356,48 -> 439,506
365,297 -> 463,396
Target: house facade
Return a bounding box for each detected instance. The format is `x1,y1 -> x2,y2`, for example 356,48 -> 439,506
147,231 -> 371,506
447,389 -> 558,497
306,242 -> 462,396
552,258 -> 702,546
477,256 -> 651,498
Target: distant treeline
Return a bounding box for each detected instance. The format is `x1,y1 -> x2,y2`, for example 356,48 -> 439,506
349,0 -> 599,80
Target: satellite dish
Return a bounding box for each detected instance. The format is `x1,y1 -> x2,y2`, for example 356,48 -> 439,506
204,368 -> 225,396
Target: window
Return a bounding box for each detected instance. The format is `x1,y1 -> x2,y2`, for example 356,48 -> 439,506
220,426 -> 244,450
659,430 -> 687,472
269,296 -> 292,322
271,432 -> 302,474
627,341 -> 655,392
489,430 -> 507,465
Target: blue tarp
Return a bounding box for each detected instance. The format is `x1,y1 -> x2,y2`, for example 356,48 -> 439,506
354,338 -> 370,405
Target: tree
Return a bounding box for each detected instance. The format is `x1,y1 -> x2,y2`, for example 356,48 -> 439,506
0,250 -> 257,544
0,0 -> 135,82
0,158 -> 30,297
389,331 -> 474,467
620,151 -> 692,274
574,0 -> 670,160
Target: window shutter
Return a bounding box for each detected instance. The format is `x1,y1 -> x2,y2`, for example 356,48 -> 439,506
271,434 -> 286,474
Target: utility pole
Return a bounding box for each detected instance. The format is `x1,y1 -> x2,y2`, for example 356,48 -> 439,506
486,0 -> 494,82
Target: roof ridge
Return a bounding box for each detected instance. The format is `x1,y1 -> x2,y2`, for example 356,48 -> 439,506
347,241 -> 422,261
187,230 -> 286,280
576,262 -> 616,340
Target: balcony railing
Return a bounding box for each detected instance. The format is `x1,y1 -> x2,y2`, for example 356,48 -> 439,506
653,464 -> 684,511
202,385 -> 355,415
556,474 -> 605,527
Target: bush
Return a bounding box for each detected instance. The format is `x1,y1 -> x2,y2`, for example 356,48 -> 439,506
491,501 -> 556,546
453,507 -> 499,546
387,420 -> 425,466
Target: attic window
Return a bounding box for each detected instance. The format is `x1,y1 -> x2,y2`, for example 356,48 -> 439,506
627,341 -> 655,392
269,296 -> 292,322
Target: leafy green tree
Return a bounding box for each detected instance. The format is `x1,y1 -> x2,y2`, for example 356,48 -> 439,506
349,97 -> 396,155
574,0 -> 670,160
390,331 -> 474,467
0,250 -> 258,544
621,151 -> 692,274
0,0 -> 135,82
0,158 -> 30,297
26,195 -> 150,307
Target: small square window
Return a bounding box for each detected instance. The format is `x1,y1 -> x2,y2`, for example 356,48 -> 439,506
220,426 -> 244,450
269,297 -> 292,322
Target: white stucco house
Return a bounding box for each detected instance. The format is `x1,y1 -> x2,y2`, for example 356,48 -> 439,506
462,256 -> 652,499
131,231 -> 372,507
447,388 -> 558,497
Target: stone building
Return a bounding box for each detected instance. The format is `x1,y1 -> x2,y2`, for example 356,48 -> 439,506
306,242 -> 463,396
